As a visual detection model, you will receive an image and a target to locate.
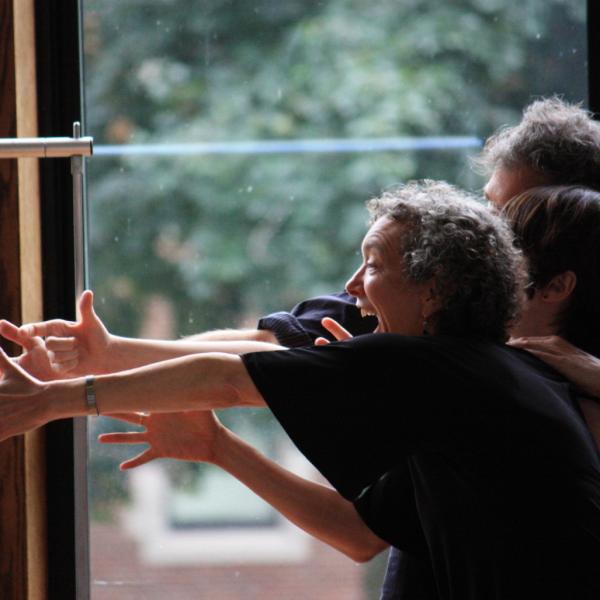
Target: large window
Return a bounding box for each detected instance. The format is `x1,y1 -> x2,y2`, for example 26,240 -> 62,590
80,1 -> 588,598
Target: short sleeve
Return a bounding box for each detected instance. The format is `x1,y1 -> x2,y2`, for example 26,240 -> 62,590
242,334 -> 498,499
354,465 -> 428,554
257,291 -> 377,347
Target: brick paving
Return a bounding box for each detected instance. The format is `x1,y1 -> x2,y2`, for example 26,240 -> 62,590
91,523 -> 373,600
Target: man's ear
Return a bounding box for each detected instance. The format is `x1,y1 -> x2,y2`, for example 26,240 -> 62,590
538,270 -> 577,303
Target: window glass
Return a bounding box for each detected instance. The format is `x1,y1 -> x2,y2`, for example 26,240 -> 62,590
83,1 -> 587,598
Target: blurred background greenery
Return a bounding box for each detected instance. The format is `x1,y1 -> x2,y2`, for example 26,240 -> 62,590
84,0 -> 586,337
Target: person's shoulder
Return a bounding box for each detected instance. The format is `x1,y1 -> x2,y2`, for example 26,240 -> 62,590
342,332 -> 452,354
339,334 -> 518,371
349,333 -> 492,350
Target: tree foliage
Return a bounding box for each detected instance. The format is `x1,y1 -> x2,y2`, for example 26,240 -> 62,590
84,0 -> 586,337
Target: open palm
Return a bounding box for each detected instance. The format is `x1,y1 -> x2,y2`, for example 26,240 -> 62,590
98,410 -> 223,470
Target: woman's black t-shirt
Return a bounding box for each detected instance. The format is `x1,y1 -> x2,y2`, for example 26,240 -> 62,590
242,334 -> 600,600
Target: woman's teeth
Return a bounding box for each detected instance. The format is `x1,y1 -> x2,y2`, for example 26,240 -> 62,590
360,309 -> 377,318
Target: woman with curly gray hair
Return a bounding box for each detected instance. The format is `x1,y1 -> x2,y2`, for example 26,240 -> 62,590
359,180 -> 524,341
0,181 -> 598,600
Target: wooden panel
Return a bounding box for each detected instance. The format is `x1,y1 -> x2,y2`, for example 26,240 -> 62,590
0,1 -> 27,599
14,0 -> 47,597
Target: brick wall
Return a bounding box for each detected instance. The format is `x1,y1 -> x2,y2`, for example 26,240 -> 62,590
91,522 -> 384,600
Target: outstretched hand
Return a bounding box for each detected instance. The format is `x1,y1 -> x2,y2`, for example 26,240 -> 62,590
98,410 -> 224,470
18,290 -> 111,377
314,317 -> 353,346
508,335 -> 600,399
0,320 -> 58,381
0,347 -> 46,442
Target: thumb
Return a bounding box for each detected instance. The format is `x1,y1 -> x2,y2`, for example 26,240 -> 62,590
0,346 -> 25,376
78,290 -> 95,322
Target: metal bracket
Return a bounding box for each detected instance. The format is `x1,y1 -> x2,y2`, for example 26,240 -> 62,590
0,123 -> 93,158
0,122 -> 93,298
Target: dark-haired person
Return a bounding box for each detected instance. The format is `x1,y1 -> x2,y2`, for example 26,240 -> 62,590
1,181 -> 599,599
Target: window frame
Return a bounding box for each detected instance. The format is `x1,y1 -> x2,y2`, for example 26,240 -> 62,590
35,0 -> 88,598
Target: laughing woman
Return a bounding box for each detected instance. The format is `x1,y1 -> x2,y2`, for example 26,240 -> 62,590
0,181 -> 599,599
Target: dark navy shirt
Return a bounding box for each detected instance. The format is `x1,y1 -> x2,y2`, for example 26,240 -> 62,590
258,291 -> 377,347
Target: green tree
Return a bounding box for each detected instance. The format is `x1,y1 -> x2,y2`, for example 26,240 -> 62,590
84,0 -> 586,336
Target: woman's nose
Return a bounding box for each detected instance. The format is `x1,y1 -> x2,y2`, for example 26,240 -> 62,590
345,265 -> 364,298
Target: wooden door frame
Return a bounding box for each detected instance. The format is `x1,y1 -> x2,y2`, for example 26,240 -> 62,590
0,0 -> 83,598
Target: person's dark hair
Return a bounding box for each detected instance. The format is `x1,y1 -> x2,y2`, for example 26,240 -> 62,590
503,186 -> 600,357
367,180 -> 525,342
475,98 -> 600,190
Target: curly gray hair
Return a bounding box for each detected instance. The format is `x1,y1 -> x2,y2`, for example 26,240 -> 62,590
474,98 -> 600,190
367,180 -> 525,341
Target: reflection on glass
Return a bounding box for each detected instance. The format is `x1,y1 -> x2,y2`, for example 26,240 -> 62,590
82,1 -> 587,598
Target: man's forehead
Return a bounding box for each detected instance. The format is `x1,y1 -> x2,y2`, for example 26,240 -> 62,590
485,166 -> 548,207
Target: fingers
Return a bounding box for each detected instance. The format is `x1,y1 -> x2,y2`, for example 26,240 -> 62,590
120,450 -> 155,470
51,359 -> 79,373
50,349 -> 78,363
46,337 -> 77,352
0,320 -> 35,350
98,432 -> 148,445
44,337 -> 80,373
508,336 -> 571,356
20,319 -> 73,339
321,317 -> 352,341
48,350 -> 79,371
315,337 -> 330,346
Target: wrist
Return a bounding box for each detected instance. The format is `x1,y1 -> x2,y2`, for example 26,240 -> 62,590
47,378 -> 98,420
101,334 -> 125,373
211,424 -> 238,468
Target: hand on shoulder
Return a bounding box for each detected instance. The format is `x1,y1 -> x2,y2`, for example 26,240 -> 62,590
508,335 -> 600,398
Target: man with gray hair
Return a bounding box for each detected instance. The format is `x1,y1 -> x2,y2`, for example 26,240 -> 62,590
479,97 -> 600,209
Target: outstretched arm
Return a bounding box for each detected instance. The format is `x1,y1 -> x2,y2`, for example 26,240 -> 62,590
1,290 -> 283,379
99,411 -> 388,562
0,349 -> 262,441
184,328 -> 278,344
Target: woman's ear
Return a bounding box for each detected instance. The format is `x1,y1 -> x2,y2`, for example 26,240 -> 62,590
420,280 -> 443,319
537,270 -> 577,303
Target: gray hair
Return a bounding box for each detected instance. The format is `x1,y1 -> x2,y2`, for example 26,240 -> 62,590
474,97 -> 600,190
367,180 -> 525,341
